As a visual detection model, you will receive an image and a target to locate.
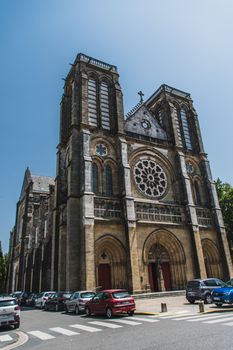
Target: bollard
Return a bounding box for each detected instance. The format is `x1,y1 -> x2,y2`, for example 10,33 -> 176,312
198,300 -> 205,313
161,303 -> 167,313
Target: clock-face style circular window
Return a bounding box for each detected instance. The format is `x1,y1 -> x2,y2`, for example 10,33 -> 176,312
141,119 -> 151,130
95,143 -> 107,157
134,159 -> 167,198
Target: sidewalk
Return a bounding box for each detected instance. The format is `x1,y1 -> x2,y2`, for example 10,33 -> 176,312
134,293 -> 233,315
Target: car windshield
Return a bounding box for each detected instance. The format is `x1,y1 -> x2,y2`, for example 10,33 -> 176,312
80,292 -> 96,298
37,293 -> 43,298
112,291 -> 131,299
45,292 -> 55,297
0,300 -> 16,307
12,292 -> 22,297
61,293 -> 73,298
187,281 -> 200,288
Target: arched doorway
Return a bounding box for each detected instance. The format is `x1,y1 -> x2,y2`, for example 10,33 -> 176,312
148,244 -> 172,291
202,239 -> 222,278
95,235 -> 127,290
143,229 -> 186,291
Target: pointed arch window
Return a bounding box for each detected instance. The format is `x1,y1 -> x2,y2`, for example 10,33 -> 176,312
105,164 -> 113,196
180,109 -> 192,150
100,81 -> 110,130
92,163 -> 99,193
88,78 -> 98,127
194,180 -> 202,205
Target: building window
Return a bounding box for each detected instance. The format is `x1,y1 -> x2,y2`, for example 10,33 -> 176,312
88,78 -> 98,127
180,109 -> 192,150
92,163 -> 99,193
100,81 -> 110,130
105,165 -> 113,196
194,180 -> 202,205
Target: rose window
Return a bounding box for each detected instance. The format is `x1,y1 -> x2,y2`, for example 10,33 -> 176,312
134,159 -> 167,198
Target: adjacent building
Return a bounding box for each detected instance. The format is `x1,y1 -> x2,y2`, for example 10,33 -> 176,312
6,53 -> 233,294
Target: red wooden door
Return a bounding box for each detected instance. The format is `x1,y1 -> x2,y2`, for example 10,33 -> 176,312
161,262 -> 172,290
98,264 -> 111,290
148,263 -> 158,291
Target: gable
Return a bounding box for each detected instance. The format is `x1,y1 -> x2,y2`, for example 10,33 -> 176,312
124,105 -> 167,140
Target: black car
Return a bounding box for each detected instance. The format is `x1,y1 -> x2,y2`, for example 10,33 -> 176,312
12,291 -> 30,306
186,278 -> 226,304
44,291 -> 73,311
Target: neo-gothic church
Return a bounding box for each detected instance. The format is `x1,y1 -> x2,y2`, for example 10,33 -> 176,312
7,54 -> 233,294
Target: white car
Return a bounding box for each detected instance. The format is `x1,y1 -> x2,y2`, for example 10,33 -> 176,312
65,290 -> 96,314
35,291 -> 56,309
0,297 -> 20,329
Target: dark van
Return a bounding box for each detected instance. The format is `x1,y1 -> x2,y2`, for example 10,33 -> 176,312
186,278 -> 226,304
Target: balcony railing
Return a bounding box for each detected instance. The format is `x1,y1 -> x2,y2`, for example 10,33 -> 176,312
94,197 -> 122,219
196,207 -> 213,227
135,202 -> 186,224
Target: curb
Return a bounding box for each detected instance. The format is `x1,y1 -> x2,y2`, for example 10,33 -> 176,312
1,331 -> 28,350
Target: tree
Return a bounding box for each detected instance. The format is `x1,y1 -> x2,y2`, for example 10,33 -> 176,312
215,178 -> 233,253
0,241 -> 8,293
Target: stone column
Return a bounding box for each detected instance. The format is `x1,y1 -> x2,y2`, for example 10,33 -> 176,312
80,129 -> 96,290
201,156 -> 233,279
178,151 -> 206,278
119,137 -> 141,292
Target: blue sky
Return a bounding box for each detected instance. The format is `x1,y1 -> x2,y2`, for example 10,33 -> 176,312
1,0 -> 233,252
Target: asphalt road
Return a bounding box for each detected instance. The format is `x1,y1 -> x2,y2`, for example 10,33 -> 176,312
1,307 -> 233,350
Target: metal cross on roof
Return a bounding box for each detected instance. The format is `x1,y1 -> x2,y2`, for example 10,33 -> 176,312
138,90 -> 144,103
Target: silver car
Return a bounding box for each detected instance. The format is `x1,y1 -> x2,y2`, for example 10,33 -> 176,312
0,297 -> 20,329
35,291 -> 56,309
65,291 -> 96,314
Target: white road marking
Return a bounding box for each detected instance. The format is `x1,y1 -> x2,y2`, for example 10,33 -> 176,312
0,335 -> 13,342
172,315 -> 206,321
107,319 -> 141,326
204,316 -> 233,324
89,321 -> 122,328
187,314 -> 233,322
126,316 -> 159,323
28,331 -> 55,340
69,324 -> 102,332
49,327 -> 79,336
159,311 -> 191,318
222,321 -> 233,326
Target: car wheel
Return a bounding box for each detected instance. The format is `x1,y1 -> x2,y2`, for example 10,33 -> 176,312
85,307 -> 91,317
106,307 -> 112,319
75,306 -> 79,315
204,294 -> 212,304
127,311 -> 134,316
187,298 -> 195,304
14,322 -> 20,329
215,302 -> 223,307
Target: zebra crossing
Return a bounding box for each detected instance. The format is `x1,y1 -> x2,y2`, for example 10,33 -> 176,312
156,311 -> 233,326
1,312 -> 233,343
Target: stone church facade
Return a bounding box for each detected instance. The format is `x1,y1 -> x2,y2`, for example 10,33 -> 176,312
7,53 -> 233,293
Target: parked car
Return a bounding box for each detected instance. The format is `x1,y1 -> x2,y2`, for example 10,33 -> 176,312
26,293 -> 40,307
85,289 -> 136,318
35,291 -> 56,309
65,290 -> 96,314
11,291 -> 30,306
0,297 -> 20,329
44,291 -> 73,311
212,285 -> 233,306
186,278 -> 226,304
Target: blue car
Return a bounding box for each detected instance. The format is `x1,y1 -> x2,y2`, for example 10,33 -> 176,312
212,282 -> 233,306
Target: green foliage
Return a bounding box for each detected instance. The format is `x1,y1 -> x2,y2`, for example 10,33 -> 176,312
216,178 -> 233,248
0,241 -> 8,293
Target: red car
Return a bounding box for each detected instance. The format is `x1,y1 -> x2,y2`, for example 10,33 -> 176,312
85,289 -> 136,318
